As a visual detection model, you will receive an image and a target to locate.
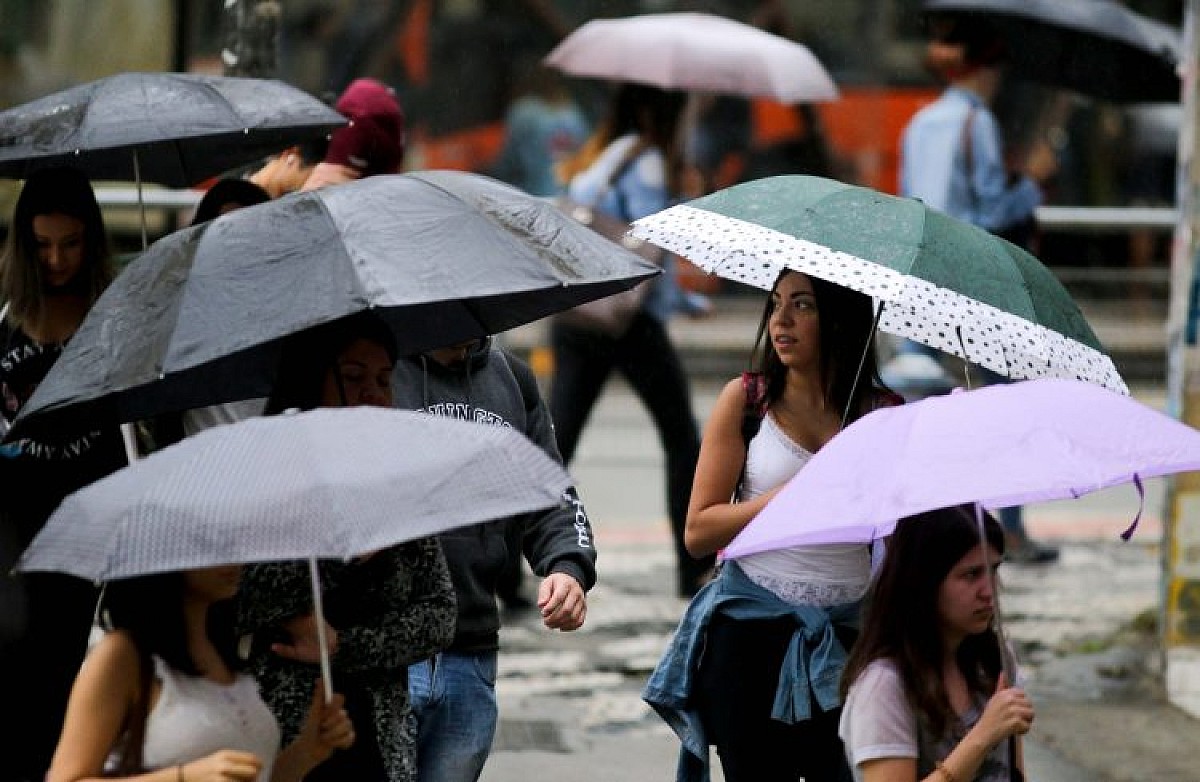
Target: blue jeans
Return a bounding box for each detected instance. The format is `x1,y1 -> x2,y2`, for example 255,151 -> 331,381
409,651 -> 499,782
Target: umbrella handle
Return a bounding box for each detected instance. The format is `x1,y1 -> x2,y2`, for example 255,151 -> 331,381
974,503 -> 1017,682
843,300 -> 886,427
133,148 -> 148,251
307,557 -> 335,704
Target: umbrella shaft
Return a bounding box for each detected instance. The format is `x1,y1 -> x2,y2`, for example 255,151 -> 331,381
308,557 -> 334,703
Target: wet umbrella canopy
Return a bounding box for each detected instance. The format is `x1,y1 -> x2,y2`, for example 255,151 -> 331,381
0,72 -> 346,186
7,170 -> 660,441
631,175 -> 1125,392
723,378 -> 1200,559
922,0 -> 1182,103
17,406 -> 573,582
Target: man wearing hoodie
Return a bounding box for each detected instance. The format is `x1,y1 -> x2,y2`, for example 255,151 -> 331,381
392,336 -> 597,782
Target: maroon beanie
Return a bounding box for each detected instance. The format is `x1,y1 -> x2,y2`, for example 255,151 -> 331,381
324,78 -> 405,176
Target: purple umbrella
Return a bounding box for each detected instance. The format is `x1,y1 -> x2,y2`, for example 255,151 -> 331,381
724,378 -> 1200,560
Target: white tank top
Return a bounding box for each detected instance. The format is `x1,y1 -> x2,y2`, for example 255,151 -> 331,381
737,413 -> 871,607
137,656 -> 281,780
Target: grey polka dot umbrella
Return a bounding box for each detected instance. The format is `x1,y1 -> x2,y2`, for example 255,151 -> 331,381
630,175 -> 1126,394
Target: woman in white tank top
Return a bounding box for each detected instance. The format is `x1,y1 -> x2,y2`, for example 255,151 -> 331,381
677,269 -> 900,782
45,565 -> 355,782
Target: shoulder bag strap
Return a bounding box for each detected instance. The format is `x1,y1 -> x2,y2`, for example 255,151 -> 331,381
597,138 -> 651,219
961,105 -> 979,212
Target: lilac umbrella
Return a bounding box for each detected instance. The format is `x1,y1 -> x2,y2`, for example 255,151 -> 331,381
723,378 -> 1200,560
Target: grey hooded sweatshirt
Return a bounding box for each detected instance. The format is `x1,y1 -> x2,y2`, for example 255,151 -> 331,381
392,338 -> 597,653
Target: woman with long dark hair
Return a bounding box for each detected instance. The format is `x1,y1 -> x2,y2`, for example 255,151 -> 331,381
550,81 -> 711,599
839,505 -> 1032,782
0,167 -> 128,782
46,566 -> 354,781
645,269 -> 898,782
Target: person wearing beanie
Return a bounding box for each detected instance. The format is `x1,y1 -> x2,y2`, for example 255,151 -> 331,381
303,78 -> 406,191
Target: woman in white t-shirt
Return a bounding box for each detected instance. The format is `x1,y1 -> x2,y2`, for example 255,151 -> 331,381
45,565 -> 355,782
839,505 -> 1033,782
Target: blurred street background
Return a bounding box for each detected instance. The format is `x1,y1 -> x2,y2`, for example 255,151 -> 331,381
0,1 -> 1192,778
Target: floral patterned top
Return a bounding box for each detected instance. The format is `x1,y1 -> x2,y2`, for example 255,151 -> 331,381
237,536 -> 456,781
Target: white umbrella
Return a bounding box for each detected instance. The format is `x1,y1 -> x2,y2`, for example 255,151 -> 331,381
545,13 -> 838,104
18,406 -> 573,697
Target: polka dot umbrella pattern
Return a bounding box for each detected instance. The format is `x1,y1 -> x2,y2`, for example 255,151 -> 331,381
630,175 -> 1126,394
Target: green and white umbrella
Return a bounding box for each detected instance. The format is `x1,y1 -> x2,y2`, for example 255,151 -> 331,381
630,175 -> 1126,394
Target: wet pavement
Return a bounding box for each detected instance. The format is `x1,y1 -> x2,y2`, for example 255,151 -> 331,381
479,379 -> 1194,782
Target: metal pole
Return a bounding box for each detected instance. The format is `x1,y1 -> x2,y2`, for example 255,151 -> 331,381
1163,0 -> 1200,718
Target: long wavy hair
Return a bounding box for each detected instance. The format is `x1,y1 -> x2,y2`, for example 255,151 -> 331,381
0,167 -> 113,331
840,505 -> 1006,737
750,269 -> 889,424
100,571 -> 243,772
556,82 -> 687,194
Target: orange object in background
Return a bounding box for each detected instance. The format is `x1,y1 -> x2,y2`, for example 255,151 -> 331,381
751,86 -> 939,195
407,122 -> 507,172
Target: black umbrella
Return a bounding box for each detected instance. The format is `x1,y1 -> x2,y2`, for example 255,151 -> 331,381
0,71 -> 346,248
922,0 -> 1182,103
0,72 -> 345,185
5,170 -> 660,441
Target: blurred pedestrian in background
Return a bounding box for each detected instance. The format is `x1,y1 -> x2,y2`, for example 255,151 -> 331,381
551,81 -> 712,599
490,59 -> 590,197
840,505 -> 1032,782
391,334 -> 596,782
887,14 -> 1059,563
303,77 -> 405,190
46,565 -> 355,782
645,270 -> 897,782
0,166 -> 126,782
237,313 -> 457,782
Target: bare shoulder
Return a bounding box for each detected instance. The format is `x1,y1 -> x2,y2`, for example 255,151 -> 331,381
715,376 -> 751,412
81,629 -> 143,685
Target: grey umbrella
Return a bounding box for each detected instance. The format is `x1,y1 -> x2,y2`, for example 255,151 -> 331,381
0,72 -> 345,186
6,170 -> 661,442
922,0 -> 1182,103
17,405 -> 574,697
0,71 -> 346,249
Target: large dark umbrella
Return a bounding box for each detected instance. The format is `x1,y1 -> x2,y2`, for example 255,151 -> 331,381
5,170 -> 660,441
922,0 -> 1182,103
0,72 -> 345,186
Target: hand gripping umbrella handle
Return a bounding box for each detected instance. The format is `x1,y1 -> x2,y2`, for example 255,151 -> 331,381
308,557 -> 335,703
